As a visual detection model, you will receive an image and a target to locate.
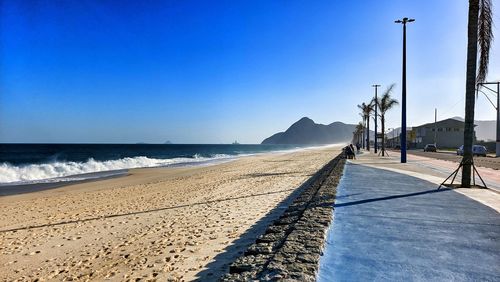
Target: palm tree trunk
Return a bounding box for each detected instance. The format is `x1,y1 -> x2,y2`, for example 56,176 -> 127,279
462,0 -> 480,188
362,118 -> 366,149
381,115 -> 386,156
366,118 -> 370,151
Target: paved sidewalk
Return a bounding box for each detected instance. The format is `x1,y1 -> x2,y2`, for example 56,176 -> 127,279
395,150 -> 500,192
317,160 -> 500,281
407,150 -> 500,170
354,151 -> 500,211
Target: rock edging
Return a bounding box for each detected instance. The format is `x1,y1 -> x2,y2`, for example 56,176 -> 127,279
221,154 -> 345,281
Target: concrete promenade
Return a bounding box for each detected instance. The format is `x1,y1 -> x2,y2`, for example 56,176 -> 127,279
318,152 -> 500,281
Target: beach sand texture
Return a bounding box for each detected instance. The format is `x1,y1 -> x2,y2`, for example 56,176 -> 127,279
0,146 -> 341,281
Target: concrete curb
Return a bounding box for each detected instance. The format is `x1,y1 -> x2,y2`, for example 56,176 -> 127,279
220,154 -> 346,281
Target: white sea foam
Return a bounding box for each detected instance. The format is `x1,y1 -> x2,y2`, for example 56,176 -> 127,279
0,155 -> 233,184
0,144 -> 344,185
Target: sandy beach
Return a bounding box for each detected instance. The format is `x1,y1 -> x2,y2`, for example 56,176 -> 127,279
0,145 -> 341,281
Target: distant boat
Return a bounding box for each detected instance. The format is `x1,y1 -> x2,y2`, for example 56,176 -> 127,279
232,140 -> 240,145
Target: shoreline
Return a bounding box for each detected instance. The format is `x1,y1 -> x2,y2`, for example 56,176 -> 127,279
0,144 -> 344,195
0,145 -> 343,281
0,170 -> 129,197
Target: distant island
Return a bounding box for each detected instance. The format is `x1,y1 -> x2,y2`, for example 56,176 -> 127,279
164,140 -> 172,144
261,117 -> 365,145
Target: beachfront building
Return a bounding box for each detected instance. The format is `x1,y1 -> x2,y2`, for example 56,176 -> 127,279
413,118 -> 475,149
385,128 -> 414,149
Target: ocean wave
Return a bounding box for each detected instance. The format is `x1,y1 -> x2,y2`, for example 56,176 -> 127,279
0,155 -> 232,184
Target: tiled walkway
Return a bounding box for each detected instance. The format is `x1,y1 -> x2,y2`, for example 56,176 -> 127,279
318,162 -> 500,281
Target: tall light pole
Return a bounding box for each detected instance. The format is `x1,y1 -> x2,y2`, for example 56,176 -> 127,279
477,82 -> 499,157
395,17 -> 415,163
372,84 -> 381,154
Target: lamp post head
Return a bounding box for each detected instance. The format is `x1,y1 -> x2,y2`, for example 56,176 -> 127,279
372,84 -> 381,88
395,18 -> 415,24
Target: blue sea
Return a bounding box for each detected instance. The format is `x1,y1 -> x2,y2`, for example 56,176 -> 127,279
0,144 -> 306,185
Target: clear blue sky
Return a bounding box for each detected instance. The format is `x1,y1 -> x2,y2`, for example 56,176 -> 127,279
1,0 -> 498,143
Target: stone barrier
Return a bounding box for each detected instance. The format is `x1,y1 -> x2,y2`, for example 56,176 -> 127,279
221,154 -> 345,281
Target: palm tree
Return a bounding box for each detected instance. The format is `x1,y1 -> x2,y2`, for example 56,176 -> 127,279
358,105 -> 366,149
376,84 -> 399,156
359,113 -> 366,149
359,113 -> 366,148
462,0 -> 493,187
354,122 -> 364,145
358,102 -> 373,151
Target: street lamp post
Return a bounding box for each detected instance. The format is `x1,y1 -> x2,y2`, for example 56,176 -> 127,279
477,82 -> 500,157
495,83 -> 499,157
395,17 -> 415,163
372,84 -> 381,154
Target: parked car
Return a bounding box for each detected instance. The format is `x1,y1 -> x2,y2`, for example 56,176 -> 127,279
456,145 -> 488,157
423,144 -> 437,152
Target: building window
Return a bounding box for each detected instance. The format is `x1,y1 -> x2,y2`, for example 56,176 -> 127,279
432,128 -> 435,132
438,128 -> 443,132
454,128 -> 460,132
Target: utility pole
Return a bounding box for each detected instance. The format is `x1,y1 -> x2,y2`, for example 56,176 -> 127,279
372,84 -> 381,154
395,17 -> 415,163
477,82 -> 499,157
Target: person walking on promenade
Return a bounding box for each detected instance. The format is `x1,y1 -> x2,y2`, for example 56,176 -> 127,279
349,144 -> 356,159
343,144 -> 356,160
344,144 -> 357,159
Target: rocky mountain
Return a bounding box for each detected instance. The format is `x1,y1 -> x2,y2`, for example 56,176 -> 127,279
261,117 -> 365,145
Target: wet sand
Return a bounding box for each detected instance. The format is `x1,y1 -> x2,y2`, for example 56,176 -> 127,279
0,145 -> 341,281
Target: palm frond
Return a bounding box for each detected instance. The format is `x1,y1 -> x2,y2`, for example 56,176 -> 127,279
366,103 -> 374,114
358,102 -> 373,118
477,0 -> 493,83
377,84 -> 398,113
383,84 -> 396,97
384,99 -> 399,111
355,122 -> 364,133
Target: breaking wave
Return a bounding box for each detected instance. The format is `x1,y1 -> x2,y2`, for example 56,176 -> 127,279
0,155 -> 233,184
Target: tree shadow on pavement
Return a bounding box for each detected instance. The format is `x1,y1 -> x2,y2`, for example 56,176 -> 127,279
334,188 -> 451,208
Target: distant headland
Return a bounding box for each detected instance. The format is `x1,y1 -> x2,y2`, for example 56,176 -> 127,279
262,117 -> 365,145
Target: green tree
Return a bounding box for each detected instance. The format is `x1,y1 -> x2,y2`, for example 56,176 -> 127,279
358,102 -> 373,151
354,122 -> 364,145
358,113 -> 366,148
375,84 -> 399,156
462,0 -> 493,187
